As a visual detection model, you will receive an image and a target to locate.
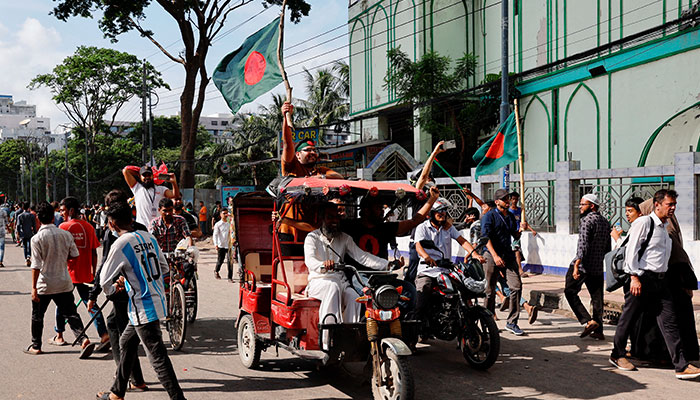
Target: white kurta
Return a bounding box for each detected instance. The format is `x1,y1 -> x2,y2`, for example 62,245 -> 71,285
303,229 -> 388,328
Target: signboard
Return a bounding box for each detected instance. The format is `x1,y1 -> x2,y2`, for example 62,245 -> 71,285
222,186 -> 255,204
279,128 -> 323,147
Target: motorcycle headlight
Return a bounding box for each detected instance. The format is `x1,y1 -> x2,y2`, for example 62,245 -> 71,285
374,285 -> 399,310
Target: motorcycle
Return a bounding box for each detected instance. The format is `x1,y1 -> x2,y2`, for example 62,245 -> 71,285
417,238 -> 500,370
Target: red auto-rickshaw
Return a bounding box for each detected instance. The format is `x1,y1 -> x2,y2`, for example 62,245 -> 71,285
233,177 -> 423,400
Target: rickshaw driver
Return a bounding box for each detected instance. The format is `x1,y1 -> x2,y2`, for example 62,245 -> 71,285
304,203 -> 398,346
413,199 -> 486,329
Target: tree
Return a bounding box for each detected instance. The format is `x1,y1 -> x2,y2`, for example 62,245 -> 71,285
385,48 -> 518,175
129,115 -> 212,151
28,46 -> 168,153
51,0 -> 311,188
0,139 -> 43,200
297,66 -> 349,132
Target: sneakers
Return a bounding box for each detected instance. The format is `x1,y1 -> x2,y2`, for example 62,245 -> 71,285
25,257 -> 31,267
609,357 -> 636,371
676,364 -> 700,380
505,323 -> 524,336
580,320 -> 600,338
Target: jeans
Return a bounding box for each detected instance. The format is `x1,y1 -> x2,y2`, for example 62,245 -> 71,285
107,299 -> 145,386
214,247 -> 230,279
0,233 -> 5,262
483,252 -> 522,325
199,221 -> 207,235
31,291 -> 87,350
496,284 -> 527,307
564,265 -> 604,333
111,320 -> 185,399
22,237 -> 32,259
55,283 -> 108,337
404,242 -> 419,285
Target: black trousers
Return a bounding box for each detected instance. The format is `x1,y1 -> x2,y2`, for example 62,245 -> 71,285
214,247 -> 230,279
111,320 -> 185,399
404,243 -> 419,286
31,291 -> 86,350
106,299 -> 145,385
611,274 -> 689,372
564,266 -> 604,333
672,287 -> 700,361
483,252 -> 522,325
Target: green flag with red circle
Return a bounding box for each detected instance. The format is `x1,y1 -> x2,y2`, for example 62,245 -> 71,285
213,19 -> 283,114
472,112 -> 519,181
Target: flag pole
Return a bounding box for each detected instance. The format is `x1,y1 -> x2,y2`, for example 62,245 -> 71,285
276,0 -> 294,130
513,98 -> 527,225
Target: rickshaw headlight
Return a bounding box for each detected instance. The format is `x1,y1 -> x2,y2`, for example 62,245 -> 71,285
374,285 -> 399,310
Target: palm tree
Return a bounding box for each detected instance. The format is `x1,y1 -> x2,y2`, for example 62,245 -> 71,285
298,66 -> 349,133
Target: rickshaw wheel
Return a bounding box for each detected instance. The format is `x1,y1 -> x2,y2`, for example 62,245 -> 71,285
185,277 -> 198,324
371,348 -> 414,400
238,314 -> 262,369
168,283 -> 187,351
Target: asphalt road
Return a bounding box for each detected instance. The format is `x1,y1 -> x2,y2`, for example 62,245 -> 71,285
1,233 -> 698,399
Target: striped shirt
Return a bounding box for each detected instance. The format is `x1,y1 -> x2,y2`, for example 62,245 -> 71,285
100,230 -> 168,326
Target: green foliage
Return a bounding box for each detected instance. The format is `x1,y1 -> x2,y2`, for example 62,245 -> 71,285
385,48 -> 517,175
129,115 -> 211,151
28,46 -> 168,150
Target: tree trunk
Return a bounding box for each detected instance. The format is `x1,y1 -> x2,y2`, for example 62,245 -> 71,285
450,109 -> 466,176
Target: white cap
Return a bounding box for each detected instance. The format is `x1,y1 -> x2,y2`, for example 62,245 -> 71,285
582,193 -> 599,206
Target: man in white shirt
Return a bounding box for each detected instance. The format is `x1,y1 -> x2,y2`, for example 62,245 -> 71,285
213,208 -> 231,281
304,203 -> 389,334
25,201 -> 94,357
123,166 -> 179,227
609,189 -> 700,380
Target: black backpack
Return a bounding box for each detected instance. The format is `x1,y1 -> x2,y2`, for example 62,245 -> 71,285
604,217 -> 655,292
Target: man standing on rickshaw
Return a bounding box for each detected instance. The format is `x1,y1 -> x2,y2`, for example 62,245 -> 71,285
304,203 -> 395,346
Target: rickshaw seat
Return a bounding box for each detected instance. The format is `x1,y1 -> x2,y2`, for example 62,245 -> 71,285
275,257 -> 320,308
244,252 -> 273,283
275,292 -> 321,308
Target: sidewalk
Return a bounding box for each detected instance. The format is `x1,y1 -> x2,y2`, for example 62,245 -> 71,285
520,273 -> 700,337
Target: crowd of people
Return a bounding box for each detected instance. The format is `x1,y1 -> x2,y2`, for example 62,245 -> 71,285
5,100 -> 698,400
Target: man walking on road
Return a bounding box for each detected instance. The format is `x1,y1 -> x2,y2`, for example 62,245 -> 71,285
213,208 -> 231,281
97,202 -> 186,400
565,194 -> 610,340
25,201 -> 94,358
609,189 -> 700,380
53,196 -> 110,350
0,204 -> 7,268
17,202 -> 36,266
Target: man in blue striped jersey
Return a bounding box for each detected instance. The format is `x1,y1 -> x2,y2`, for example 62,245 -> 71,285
97,202 -> 185,400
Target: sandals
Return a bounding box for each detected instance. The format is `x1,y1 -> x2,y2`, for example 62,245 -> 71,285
96,392 -> 124,400
49,335 -> 67,346
23,345 -> 42,355
79,342 -> 96,359
128,382 -> 149,392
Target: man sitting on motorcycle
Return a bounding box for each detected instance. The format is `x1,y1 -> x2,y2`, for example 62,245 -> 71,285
413,198 -> 485,333
304,203 -> 395,346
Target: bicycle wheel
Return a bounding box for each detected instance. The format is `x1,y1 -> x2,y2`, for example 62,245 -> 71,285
185,276 -> 198,324
168,283 -> 187,351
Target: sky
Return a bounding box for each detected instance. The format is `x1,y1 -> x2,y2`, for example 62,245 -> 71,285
0,0 -> 349,131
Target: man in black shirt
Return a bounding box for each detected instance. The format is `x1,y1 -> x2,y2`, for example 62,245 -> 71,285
175,199 -> 201,239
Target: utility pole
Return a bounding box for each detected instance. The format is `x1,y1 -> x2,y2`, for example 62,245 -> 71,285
148,88 -> 154,165
20,157 -> 25,200
65,131 -> 69,197
142,60 -> 148,165
500,0 -> 510,190
45,140 -> 50,202
85,127 -> 90,205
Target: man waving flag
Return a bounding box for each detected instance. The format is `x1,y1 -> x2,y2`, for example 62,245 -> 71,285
213,19 -> 283,114
472,112 -> 519,181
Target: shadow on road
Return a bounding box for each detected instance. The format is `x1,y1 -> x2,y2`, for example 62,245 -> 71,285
171,318 -> 237,356
0,290 -> 30,295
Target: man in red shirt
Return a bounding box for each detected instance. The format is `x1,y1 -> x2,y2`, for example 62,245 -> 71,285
53,197 -> 110,351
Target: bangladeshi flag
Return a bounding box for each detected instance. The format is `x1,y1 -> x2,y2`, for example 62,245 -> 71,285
213,19 -> 283,114
472,112 -> 519,181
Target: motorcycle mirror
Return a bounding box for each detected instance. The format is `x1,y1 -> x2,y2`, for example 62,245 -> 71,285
418,239 -> 439,250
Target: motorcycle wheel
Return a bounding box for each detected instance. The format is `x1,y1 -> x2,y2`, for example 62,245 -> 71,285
168,283 -> 187,351
237,314 -> 262,369
185,277 -> 198,324
371,348 -> 414,400
461,307 -> 500,370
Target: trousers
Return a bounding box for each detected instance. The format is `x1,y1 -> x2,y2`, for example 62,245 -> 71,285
106,299 -> 145,386
22,237 -> 31,259
214,247 -> 230,279
111,320 -> 185,399
611,274 -> 689,372
564,265 -> 604,333
483,252 -> 522,325
55,283 -> 108,337
31,291 -> 87,350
